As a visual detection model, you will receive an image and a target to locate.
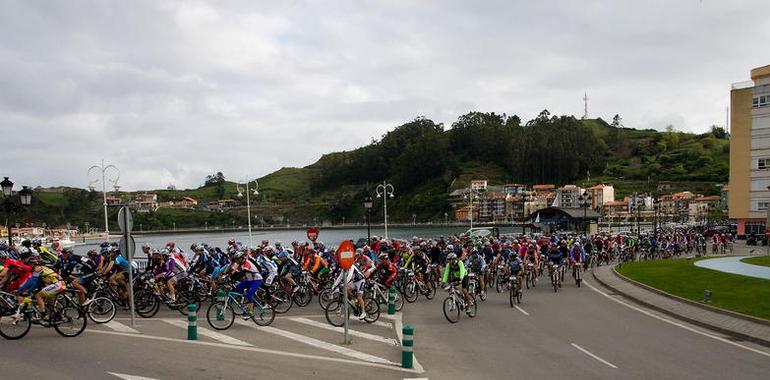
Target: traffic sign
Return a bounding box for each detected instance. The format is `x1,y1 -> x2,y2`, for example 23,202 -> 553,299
118,206 -> 134,233
337,240 -> 355,270
119,235 -> 136,260
307,227 -> 319,242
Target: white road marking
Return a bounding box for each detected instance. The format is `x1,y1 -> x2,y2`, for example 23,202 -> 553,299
163,319 -> 252,346
584,280 -> 770,358
514,305 -> 529,316
89,329 -> 419,374
105,321 -> 140,334
289,317 -> 400,346
108,372 -> 161,380
403,378 -> 429,380
235,319 -> 397,365
393,312 -> 425,374
370,320 -> 394,329
570,343 -> 618,369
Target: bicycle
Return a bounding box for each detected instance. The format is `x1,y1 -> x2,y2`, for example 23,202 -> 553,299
508,274 -> 522,306
0,290 -> 87,340
206,289 -> 275,330
525,263 -> 537,289
548,263 -> 561,293
442,282 -> 477,323
573,262 -> 583,288
324,285 -> 380,326
467,272 -> 486,301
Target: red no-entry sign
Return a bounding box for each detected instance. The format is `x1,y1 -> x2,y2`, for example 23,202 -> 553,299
307,227 -> 319,242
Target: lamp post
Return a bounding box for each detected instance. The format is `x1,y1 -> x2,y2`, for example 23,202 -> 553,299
653,198 -> 660,236
375,181 -> 394,240
364,195 -> 373,244
1,177 -> 33,245
236,179 -> 259,248
88,159 -> 120,241
444,212 -> 448,226
578,190 -> 592,235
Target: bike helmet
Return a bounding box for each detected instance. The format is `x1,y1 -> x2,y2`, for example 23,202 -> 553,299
21,239 -> 31,248
61,248 -> 74,255
161,249 -> 171,257
378,253 -> 389,260
446,253 -> 457,261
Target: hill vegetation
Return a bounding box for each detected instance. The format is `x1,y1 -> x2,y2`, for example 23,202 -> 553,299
20,111 -> 729,230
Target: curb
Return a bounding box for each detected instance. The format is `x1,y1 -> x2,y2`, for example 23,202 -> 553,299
591,267 -> 770,348
612,266 -> 770,328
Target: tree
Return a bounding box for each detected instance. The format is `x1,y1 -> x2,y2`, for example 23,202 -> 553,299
710,125 -> 728,139
205,172 -> 226,186
611,114 -> 623,128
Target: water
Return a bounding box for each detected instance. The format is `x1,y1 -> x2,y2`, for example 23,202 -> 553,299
75,225 -> 525,255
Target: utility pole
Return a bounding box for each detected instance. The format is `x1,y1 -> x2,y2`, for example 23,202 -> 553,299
582,92 -> 589,120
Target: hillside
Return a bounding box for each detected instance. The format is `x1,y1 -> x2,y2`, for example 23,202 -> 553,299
22,111 -> 729,230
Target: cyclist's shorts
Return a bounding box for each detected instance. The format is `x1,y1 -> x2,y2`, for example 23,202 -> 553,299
41,281 -> 65,297
460,276 -> 469,289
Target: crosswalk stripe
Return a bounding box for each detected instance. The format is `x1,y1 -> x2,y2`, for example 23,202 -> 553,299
105,321 -> 140,334
290,317 -> 399,346
235,320 -> 397,365
108,372 -> 161,380
163,319 -> 252,346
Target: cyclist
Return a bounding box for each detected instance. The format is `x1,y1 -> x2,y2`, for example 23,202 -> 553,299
464,249 -> 486,295
546,243 -> 563,287
232,252 -> 263,318
15,258 -> 65,321
274,248 -> 300,291
570,242 -> 586,280
302,249 -> 329,290
354,248 -> 375,279
331,260 -> 367,320
33,239 -> 58,266
374,253 -> 398,289
59,248 -> 98,306
154,249 -> 184,302
0,252 -> 32,292
506,249 -> 524,290
442,253 -> 470,306
256,247 -> 278,299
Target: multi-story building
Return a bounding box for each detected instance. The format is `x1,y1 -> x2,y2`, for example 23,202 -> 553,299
471,180 -> 488,192
129,193 -> 158,213
586,184 -> 615,211
455,205 -> 479,223
506,194 -> 526,221
532,184 -> 555,195
502,184 -> 527,196
689,195 -> 722,224
554,185 -> 584,208
478,192 -> 507,222
730,64 -> 770,237
659,191 -> 695,223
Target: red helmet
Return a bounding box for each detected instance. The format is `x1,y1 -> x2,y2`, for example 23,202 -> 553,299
167,242 -> 175,248
228,239 -> 236,246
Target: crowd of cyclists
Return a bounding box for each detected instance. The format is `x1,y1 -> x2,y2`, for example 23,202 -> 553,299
0,226 -> 738,338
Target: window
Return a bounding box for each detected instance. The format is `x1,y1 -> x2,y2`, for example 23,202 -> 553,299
759,158 -> 769,170
754,96 -> 770,108
758,202 -> 769,211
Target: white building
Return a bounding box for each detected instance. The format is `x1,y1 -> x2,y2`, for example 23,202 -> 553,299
554,185 -> 584,208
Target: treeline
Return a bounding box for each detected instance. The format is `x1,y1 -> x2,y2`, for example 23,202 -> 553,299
310,111 -> 610,193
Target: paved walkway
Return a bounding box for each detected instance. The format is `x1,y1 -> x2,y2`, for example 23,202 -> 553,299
591,265 -> 770,346
695,256 -> 770,280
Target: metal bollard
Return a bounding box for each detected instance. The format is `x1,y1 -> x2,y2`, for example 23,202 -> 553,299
216,290 -> 226,321
402,325 -> 414,368
388,287 -> 396,315
187,304 -> 198,340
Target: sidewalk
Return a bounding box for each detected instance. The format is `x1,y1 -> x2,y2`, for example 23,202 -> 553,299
591,265 -> 770,347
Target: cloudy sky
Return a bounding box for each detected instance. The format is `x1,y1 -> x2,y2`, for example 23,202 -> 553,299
1,0 -> 768,190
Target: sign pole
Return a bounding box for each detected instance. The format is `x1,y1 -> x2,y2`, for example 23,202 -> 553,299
121,205 -> 136,328
343,269 -> 349,344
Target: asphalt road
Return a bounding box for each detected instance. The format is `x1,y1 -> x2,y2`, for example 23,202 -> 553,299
2,270 -> 770,380
405,272 -> 770,379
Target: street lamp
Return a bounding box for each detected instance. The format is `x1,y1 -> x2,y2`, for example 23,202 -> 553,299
444,212 -> 448,226
1,177 -> 33,246
236,179 -> 259,248
653,198 -> 660,236
364,195 -> 373,244
578,190 -> 592,235
88,159 -> 120,241
375,181 -> 395,240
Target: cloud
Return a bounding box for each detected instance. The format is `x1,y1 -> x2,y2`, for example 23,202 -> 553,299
0,0 -> 766,190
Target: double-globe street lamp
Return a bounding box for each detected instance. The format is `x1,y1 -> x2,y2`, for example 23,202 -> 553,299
364,195 -> 373,244
1,177 -> 33,245
578,190 -> 592,235
88,159 -> 120,241
236,179 -> 259,248
464,187 -> 479,230
375,181 -> 394,240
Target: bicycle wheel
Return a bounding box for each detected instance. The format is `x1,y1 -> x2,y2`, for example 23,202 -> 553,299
403,281 -> 418,303
442,297 -> 460,323
394,292 -> 404,311
0,313 -> 31,340
466,296 -> 478,318
87,297 -> 116,324
525,276 -> 530,290
495,276 -> 504,293
270,289 -> 293,314
319,288 -> 335,311
325,300 -> 347,327
206,301 -> 234,330
134,290 -> 160,318
252,304 -> 275,327
53,296 -> 87,337
509,286 -> 516,307
176,290 -> 201,316
363,298 -> 380,323
516,289 -> 522,304
293,285 -> 312,307
424,282 -> 436,300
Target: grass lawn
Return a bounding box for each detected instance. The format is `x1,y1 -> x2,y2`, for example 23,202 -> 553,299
741,256 -> 770,268
617,258 -> 770,320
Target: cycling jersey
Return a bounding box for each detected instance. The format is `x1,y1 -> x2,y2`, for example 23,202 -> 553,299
442,260 -> 467,284
2,258 -> 32,291
61,254 -> 98,281
546,250 -> 563,265
256,255 -> 278,285
375,261 -> 397,287
464,254 -> 486,273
